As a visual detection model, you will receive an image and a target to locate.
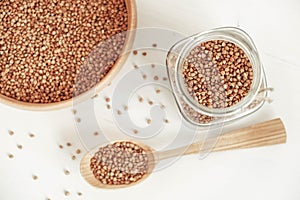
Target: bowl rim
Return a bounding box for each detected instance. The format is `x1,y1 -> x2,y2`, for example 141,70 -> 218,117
0,0 -> 137,111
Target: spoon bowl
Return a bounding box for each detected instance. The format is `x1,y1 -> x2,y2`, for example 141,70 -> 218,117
80,141 -> 156,189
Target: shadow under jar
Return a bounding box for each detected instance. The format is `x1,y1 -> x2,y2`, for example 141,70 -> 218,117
166,27 -> 268,127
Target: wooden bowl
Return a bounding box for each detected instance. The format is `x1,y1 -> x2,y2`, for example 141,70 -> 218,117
0,0 -> 137,111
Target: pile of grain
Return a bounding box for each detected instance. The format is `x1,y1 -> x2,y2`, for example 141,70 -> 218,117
181,40 -> 254,123
0,0 -> 128,103
90,141 -> 148,185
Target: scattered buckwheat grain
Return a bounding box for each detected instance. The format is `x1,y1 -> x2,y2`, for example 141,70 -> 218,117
133,50 -> 138,55
76,149 -> 81,154
94,132 -> 99,136
29,133 -> 35,138
8,153 -> 14,159
146,118 -> 152,124
32,175 -> 38,180
148,100 -> 154,105
64,191 -> 70,196
138,96 -> 144,103
117,110 -> 122,115
64,170 -> 70,175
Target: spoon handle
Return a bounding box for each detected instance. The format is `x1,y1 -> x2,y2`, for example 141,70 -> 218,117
157,118 -> 286,161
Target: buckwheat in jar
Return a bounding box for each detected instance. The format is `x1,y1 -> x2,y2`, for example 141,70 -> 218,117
166,27 -> 268,126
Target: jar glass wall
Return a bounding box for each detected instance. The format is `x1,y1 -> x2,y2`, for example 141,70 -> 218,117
166,27 -> 268,127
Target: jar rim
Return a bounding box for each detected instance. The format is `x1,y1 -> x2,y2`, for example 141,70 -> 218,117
174,27 -> 263,116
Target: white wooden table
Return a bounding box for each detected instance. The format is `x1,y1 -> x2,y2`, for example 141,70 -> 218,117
1,0 -> 299,199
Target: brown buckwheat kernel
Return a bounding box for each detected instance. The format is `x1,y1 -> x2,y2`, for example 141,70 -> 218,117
64,191 -> 70,196
8,153 -> 14,159
146,118 -> 152,124
76,149 -> 81,154
133,50 -> 138,55
32,175 -> 38,180
64,169 -> 70,175
148,100 -> 154,105
8,130 -> 14,136
29,133 -> 35,138
94,132 -> 99,136
138,96 -> 144,103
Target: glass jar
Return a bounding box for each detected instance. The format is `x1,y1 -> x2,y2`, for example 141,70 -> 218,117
166,27 -> 268,127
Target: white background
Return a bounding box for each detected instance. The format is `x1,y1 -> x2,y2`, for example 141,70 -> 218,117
1,0 -> 300,199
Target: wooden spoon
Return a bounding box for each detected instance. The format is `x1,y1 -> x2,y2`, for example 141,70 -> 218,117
80,118 -> 286,189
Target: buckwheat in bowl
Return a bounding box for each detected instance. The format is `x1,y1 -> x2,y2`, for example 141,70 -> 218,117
0,0 -> 136,110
